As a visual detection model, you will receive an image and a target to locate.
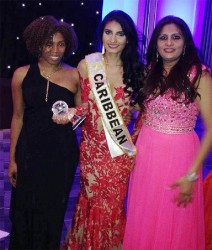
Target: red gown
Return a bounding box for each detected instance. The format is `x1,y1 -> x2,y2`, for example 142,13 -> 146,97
64,73 -> 135,250
204,171 -> 212,250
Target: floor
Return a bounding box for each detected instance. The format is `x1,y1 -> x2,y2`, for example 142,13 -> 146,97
0,116 -> 212,249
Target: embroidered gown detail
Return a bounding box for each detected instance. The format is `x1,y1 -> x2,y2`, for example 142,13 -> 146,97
123,88 -> 205,250
64,71 -> 135,250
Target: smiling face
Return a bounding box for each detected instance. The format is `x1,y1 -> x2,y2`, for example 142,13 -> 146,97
102,20 -> 127,56
41,32 -> 66,65
157,23 -> 185,67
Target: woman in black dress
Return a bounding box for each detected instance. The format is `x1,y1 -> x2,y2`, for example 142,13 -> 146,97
8,16 -> 80,249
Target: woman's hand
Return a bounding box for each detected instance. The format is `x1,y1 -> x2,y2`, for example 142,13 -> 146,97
132,104 -> 141,111
52,108 -> 76,125
124,105 -> 141,126
52,113 -> 70,125
170,176 -> 194,208
8,161 -> 17,187
124,111 -> 132,125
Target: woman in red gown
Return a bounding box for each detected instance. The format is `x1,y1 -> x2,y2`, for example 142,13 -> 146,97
54,10 -> 144,250
204,171 -> 212,250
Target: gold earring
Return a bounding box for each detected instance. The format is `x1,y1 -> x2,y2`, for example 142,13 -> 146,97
102,45 -> 105,54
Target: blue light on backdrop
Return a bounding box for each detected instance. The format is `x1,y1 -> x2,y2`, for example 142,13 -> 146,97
156,0 -> 196,32
156,0 -> 206,49
102,0 -> 206,49
102,0 -> 139,24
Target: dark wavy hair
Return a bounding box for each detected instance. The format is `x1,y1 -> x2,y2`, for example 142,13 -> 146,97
139,15 -> 203,110
23,15 -> 78,59
97,10 -> 144,105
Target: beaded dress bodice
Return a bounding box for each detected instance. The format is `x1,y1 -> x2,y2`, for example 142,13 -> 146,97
143,90 -> 199,134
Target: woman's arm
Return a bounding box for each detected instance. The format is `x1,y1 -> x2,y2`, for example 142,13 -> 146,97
53,59 -> 88,124
131,107 -> 143,143
8,66 -> 28,187
171,70 -> 212,207
190,71 -> 212,173
72,59 -> 89,116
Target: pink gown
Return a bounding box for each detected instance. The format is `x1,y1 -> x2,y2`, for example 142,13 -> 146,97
123,90 -> 205,250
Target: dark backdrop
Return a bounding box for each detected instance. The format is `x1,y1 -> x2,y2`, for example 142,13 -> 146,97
0,0 -> 103,128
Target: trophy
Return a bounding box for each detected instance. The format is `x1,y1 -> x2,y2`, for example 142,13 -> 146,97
72,113 -> 86,130
52,100 -> 68,115
52,100 -> 85,130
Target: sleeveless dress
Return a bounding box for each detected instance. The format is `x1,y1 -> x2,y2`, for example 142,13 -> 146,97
9,64 -> 79,250
63,73 -> 135,250
123,89 -> 205,250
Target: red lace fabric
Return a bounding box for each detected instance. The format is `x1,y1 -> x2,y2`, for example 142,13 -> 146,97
64,74 -> 135,250
204,171 -> 212,250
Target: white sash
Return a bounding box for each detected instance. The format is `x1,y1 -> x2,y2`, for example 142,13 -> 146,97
86,53 -> 137,158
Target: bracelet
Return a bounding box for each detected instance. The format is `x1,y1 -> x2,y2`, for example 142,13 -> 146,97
67,108 -> 76,122
186,172 -> 199,182
67,113 -> 74,122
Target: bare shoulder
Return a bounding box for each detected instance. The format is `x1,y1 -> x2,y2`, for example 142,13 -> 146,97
12,65 -> 30,87
77,59 -> 86,70
60,63 -> 80,93
13,65 -> 29,78
77,59 -> 88,78
198,70 -> 212,90
196,70 -> 212,105
196,70 -> 212,126
62,63 -> 79,82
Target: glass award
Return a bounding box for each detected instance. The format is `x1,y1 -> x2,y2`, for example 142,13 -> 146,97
52,100 -> 68,115
52,100 -> 85,130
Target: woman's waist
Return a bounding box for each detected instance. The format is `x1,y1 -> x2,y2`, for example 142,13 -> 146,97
143,118 -> 195,134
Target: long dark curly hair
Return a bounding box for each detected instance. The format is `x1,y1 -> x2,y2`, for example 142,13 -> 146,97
23,15 -> 78,59
97,10 -> 145,105
139,15 -> 203,111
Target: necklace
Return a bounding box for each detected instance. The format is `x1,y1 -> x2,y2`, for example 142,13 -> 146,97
41,64 -> 62,102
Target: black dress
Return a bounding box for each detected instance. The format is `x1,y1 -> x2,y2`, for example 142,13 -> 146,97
9,64 -> 79,250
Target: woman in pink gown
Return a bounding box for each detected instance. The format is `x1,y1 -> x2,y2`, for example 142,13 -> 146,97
123,16 -> 212,250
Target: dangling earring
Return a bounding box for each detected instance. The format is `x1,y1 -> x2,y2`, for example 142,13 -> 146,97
156,51 -> 159,62
102,45 -> 105,54
183,47 -> 186,57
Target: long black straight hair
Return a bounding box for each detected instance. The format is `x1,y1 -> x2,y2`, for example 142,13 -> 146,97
97,10 -> 145,105
139,15 -> 203,110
